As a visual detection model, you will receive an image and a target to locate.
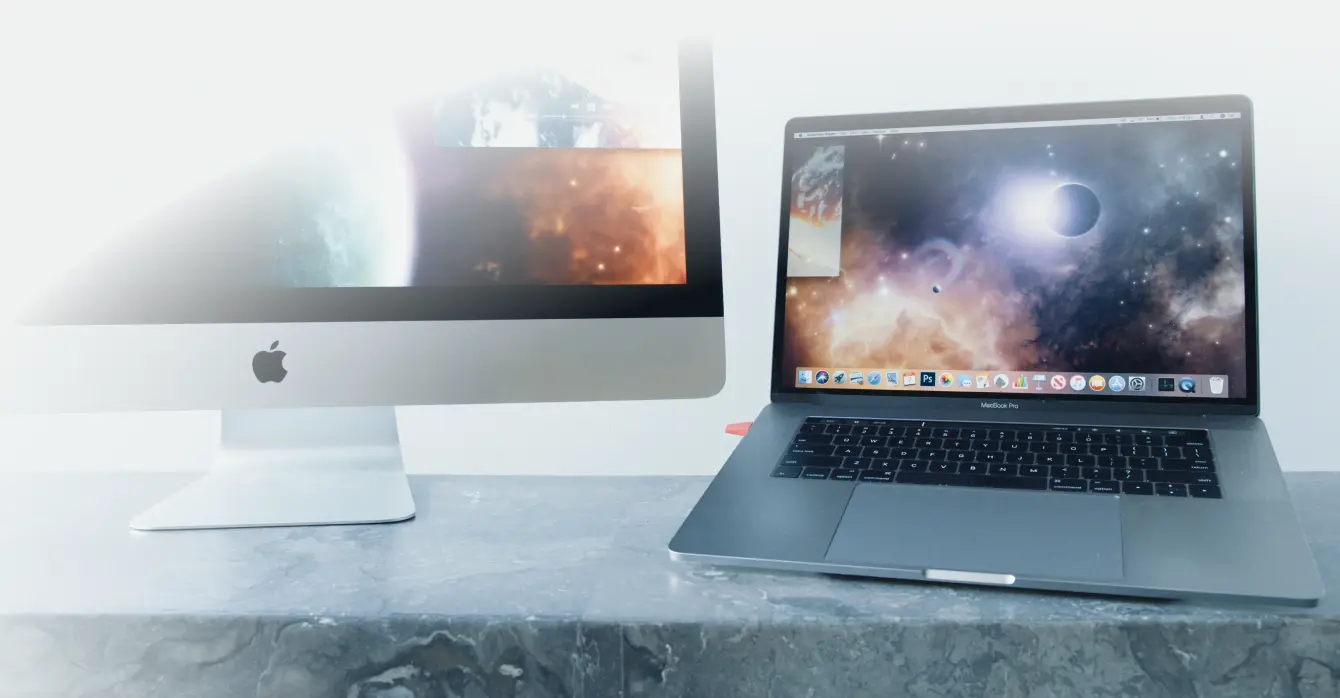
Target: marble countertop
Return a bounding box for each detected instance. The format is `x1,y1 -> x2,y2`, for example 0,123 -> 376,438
1,473 -> 1338,698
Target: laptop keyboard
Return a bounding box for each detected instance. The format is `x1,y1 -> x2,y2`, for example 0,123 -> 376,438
773,417 -> 1221,498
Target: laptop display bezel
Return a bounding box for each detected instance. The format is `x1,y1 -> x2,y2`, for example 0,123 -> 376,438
768,95 -> 1259,416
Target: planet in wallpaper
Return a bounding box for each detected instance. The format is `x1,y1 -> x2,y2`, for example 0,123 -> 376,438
39,43 -> 686,299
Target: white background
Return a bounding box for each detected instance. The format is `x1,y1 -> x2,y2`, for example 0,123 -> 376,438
1,8 -> 1337,474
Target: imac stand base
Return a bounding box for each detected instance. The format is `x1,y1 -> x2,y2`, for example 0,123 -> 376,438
130,407 -> 415,531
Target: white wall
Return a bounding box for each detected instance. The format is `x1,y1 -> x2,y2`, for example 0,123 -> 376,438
2,11 -> 1337,473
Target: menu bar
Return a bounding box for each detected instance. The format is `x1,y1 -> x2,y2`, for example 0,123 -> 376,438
793,112 -> 1241,139
795,369 -> 1229,397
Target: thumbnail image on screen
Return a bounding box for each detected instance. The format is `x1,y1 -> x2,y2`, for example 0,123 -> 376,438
58,44 -> 686,289
786,145 -> 844,277
780,115 -> 1249,398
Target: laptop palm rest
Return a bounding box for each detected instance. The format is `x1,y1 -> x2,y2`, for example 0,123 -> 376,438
825,485 -> 1124,582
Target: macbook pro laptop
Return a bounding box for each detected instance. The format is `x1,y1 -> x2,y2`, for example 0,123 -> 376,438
671,95 -> 1323,604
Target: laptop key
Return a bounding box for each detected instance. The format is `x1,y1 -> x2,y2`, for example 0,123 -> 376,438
1155,483 -> 1188,497
1113,468 -> 1144,481
990,464 -> 1017,476
864,448 -> 888,459
801,467 -> 832,480
1186,447 -> 1214,462
896,471 -> 986,488
835,446 -> 862,457
987,476 -> 1048,491
858,469 -> 895,483
1089,480 -> 1120,494
1153,471 -> 1218,485
793,433 -> 834,446
772,465 -> 804,478
790,444 -> 835,456
1082,466 -> 1112,480
1050,478 -> 1088,492
843,457 -> 871,470
1190,485 -> 1223,499
1050,465 -> 1078,479
1122,481 -> 1154,495
1037,454 -> 1063,466
1020,465 -> 1047,478
1065,454 -> 1094,467
961,462 -> 988,475
899,460 -> 927,472
930,461 -> 957,474
1005,452 -> 1036,465
831,468 -> 860,482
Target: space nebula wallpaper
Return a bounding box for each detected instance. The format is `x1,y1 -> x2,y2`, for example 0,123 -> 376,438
403,46 -> 686,285
45,45 -> 686,293
782,118 -> 1250,397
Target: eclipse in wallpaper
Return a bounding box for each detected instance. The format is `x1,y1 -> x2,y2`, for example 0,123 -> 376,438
47,44 -> 686,292
782,118 -> 1249,396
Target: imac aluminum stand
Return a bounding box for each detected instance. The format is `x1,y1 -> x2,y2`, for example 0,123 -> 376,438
130,407 -> 415,531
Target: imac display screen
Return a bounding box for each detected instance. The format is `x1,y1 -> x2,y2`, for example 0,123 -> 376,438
15,39 -> 720,324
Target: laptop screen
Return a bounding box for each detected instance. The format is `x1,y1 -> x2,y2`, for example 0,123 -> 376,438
779,104 -> 1252,402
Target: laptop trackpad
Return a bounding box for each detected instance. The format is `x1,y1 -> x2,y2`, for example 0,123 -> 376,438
825,485 -> 1124,582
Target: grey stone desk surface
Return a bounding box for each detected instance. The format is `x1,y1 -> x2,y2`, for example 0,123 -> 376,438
2,473 -> 1340,698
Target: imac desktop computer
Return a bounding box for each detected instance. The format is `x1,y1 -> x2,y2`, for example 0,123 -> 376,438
0,38 -> 724,530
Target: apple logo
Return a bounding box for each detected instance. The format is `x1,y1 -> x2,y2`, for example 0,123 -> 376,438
252,341 -> 288,384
